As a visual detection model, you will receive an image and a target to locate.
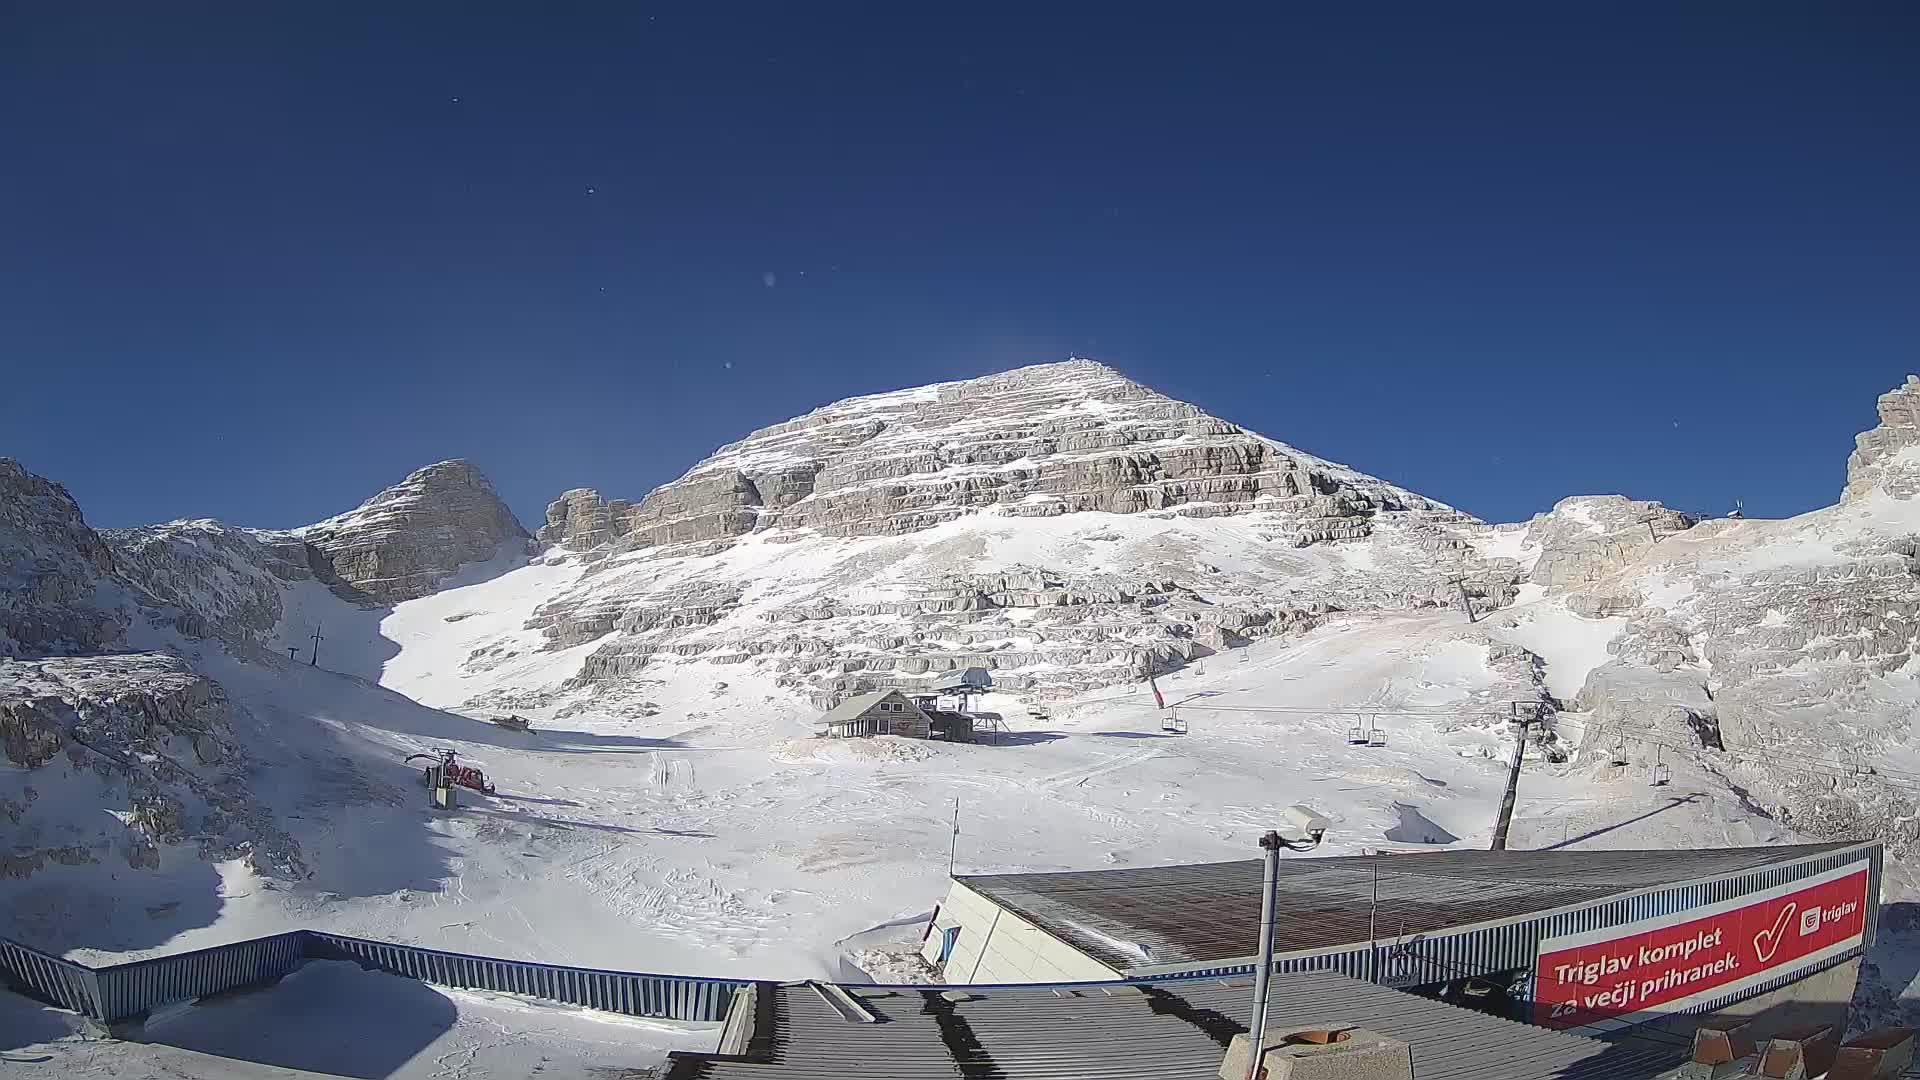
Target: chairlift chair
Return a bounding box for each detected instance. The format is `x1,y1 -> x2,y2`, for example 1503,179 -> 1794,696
1367,728 -> 1388,748
1161,710 -> 1187,735
1347,724 -> 1369,745
1609,736 -> 1629,767
1650,762 -> 1670,786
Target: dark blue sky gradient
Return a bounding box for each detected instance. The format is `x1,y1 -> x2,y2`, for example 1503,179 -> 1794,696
4,4 -> 1916,530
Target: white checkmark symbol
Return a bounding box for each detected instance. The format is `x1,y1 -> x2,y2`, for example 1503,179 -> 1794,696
1753,903 -> 1797,963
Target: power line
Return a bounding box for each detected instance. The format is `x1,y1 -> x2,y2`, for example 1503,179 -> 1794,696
1112,700 -> 1537,718
1116,696 -> 1915,792
1592,718 -> 1918,792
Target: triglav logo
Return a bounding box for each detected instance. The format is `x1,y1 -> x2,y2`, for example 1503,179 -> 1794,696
1799,907 -> 1822,938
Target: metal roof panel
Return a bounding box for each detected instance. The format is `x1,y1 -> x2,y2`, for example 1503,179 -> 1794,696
665,970 -> 1681,1079
956,843 -> 1858,972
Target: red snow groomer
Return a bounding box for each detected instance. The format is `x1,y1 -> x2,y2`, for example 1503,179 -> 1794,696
407,748 -> 495,796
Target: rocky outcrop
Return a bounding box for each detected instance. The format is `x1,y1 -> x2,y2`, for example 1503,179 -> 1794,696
103,520 -> 317,652
1550,376 -> 1920,853
1524,495 -> 1697,589
539,488 -> 634,550
296,460 -> 530,603
0,648 -> 301,880
1845,374 -> 1920,500
540,361 -> 1441,557
1,459 -> 301,887
1,459 -> 128,657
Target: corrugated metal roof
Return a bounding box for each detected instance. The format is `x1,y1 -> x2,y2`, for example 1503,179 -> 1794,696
664,970 -> 1681,1079
959,843 -> 1857,973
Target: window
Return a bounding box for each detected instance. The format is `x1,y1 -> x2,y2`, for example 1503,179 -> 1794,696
939,926 -> 961,963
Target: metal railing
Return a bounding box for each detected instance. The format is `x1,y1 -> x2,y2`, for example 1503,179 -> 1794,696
305,931 -> 747,1021
0,935 -> 102,1018
0,929 -> 748,1025
92,931 -> 307,1024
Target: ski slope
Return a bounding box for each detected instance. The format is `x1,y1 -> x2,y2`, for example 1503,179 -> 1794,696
21,562 -> 1789,990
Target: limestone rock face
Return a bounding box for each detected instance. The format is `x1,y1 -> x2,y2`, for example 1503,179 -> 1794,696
0,653 -> 300,888
539,488 -> 633,550
1524,495 -> 1698,589
0,458 -> 301,893
1846,374 -> 1920,500
103,520 -> 318,652
1546,377 -> 1920,855
296,460 -> 530,603
541,361 -> 1441,558
0,459 -> 128,657
468,363 -> 1509,712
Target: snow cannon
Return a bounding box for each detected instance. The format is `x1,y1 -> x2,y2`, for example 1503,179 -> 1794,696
405,749 -> 496,803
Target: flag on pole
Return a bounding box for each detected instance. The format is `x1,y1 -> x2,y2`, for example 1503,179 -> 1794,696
1148,671 -> 1165,710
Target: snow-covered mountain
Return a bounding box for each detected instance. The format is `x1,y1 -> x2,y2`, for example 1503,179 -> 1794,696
7,361 -> 1920,1029
0,461 -> 300,919
487,360 -> 1519,712
1509,376 -> 1920,851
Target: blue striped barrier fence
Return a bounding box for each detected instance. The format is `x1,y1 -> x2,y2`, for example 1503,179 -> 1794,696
0,928 -> 749,1024
304,930 -> 747,1021
0,934 -> 102,1018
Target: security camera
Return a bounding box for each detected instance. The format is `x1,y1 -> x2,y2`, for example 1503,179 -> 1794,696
1279,804 -> 1329,841
1261,805 -> 1331,851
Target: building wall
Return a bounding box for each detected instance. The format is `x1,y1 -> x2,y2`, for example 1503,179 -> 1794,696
884,704 -> 931,739
825,692 -> 931,738
864,694 -> 929,738
922,881 -> 1121,985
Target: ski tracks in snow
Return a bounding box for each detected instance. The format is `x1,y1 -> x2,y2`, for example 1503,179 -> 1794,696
1035,745 -> 1165,790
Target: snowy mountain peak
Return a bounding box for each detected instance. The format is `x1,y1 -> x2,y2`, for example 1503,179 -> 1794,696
295,459 -> 530,603
538,359 -> 1445,557
495,362 -> 1511,713
15,374 -> 1920,1029
1844,374 -> 1920,502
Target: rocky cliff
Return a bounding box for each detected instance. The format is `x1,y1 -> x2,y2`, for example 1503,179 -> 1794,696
0,459 -> 300,890
539,360 -> 1442,556
104,519 -> 322,652
1531,376 -> 1920,855
1,459 -> 127,657
0,653 -> 301,882
1846,374 -> 1920,501
453,362 -> 1512,712
297,460 -> 530,603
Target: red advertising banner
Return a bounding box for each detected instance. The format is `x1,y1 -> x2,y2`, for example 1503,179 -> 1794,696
1533,864 -> 1869,1029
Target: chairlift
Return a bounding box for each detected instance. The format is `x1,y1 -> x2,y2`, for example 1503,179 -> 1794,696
1650,763 -> 1670,786
1347,724 -> 1370,746
1367,728 -> 1388,748
1608,735 -> 1629,767
1161,710 -> 1187,735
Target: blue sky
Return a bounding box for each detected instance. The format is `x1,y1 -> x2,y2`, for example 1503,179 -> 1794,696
4,4 -> 1915,531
